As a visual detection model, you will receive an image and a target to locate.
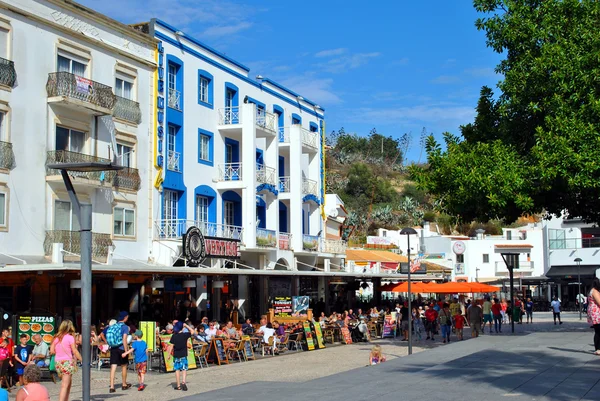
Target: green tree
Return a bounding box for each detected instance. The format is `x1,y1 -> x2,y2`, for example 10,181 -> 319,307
414,0 -> 600,224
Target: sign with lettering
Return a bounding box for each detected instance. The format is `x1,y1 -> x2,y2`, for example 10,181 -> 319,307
274,297 -> 292,317
74,76 -> 93,95
241,336 -> 255,360
400,262 -> 427,274
302,321 -> 315,351
207,338 -> 229,365
313,322 -> 325,349
158,334 -> 197,372
279,233 -> 290,250
292,296 -> 309,316
16,315 -> 56,346
367,236 -> 392,245
204,237 -> 241,259
139,321 -> 156,352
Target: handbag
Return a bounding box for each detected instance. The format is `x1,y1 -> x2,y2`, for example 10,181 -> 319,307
49,355 -> 56,372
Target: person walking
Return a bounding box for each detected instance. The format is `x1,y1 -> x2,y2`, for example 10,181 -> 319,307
439,303 -> 452,344
467,301 -> 483,338
482,297 -> 493,334
492,298 -> 502,333
525,297 -> 534,323
587,278 -> 600,355
108,311 -> 132,393
424,304 -> 438,341
551,296 -> 563,325
500,299 -> 508,324
50,320 -> 82,401
167,321 -> 192,391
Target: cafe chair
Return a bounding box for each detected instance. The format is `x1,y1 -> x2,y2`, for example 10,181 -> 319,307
277,334 -> 290,353
97,350 -> 111,371
194,343 -> 209,368
228,341 -> 246,362
261,336 -> 275,356
323,328 -> 335,344
368,322 -> 378,339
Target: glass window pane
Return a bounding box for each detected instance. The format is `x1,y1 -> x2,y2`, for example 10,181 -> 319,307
113,208 -> 123,236
123,81 -> 133,100
0,193 -> 5,226
115,78 -> 123,97
54,201 -> 71,230
0,28 -> 7,59
70,130 -> 85,153
55,126 -> 69,151
72,60 -> 86,76
124,209 -> 135,236
57,55 -> 70,73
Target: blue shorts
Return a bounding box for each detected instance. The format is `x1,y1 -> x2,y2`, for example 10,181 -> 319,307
173,357 -> 188,371
16,367 -> 24,376
483,314 -> 493,323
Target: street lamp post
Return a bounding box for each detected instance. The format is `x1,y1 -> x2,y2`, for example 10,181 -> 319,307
500,253 -> 519,334
575,257 -> 583,320
47,161 -> 122,401
400,227 -> 417,355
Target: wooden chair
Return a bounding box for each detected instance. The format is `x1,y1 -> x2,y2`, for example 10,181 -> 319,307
194,343 -> 209,368
323,328 -> 335,344
368,322 -> 378,339
228,341 -> 246,362
261,336 -> 275,356
97,350 -> 110,370
276,334 -> 289,353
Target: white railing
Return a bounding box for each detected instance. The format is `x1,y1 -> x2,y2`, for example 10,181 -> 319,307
495,261 -> 534,274
256,228 -> 277,248
155,219 -> 244,241
217,163 -> 242,181
279,232 -> 292,250
256,109 -> 277,134
167,150 -> 180,172
168,88 -> 181,110
218,107 -> 241,125
301,128 -> 319,150
321,238 -> 347,254
278,127 -> 287,143
302,178 -> 318,196
279,176 -> 290,193
256,164 -> 276,186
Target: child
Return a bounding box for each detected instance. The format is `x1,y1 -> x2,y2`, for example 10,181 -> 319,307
0,340 -> 12,368
122,330 -> 147,391
166,322 -> 192,391
454,313 -> 465,341
369,345 -> 386,365
14,334 -> 32,386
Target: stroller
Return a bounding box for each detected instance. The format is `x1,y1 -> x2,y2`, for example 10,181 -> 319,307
351,319 -> 369,342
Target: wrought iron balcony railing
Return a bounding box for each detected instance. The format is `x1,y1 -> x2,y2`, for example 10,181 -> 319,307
113,167 -> 141,191
167,150 -> 180,172
256,228 -> 277,248
43,230 -> 113,261
113,96 -> 142,124
46,72 -> 116,111
46,150 -> 116,183
0,57 -> 16,88
0,141 -> 15,170
168,88 -> 181,110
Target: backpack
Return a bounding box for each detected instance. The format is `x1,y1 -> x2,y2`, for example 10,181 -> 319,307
106,323 -> 124,348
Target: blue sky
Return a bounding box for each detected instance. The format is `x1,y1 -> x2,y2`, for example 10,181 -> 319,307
80,0 -> 502,162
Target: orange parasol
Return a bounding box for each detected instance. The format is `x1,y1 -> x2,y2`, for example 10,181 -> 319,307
387,281 -> 433,293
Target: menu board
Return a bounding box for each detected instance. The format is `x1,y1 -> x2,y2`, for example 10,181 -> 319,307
207,338 -> 229,365
241,336 -> 255,360
382,314 -> 396,338
17,315 -> 56,346
313,322 -> 325,349
274,297 -> 292,317
341,327 -> 353,344
158,334 -> 197,372
302,321 -> 315,351
292,296 -> 309,317
139,321 -> 156,352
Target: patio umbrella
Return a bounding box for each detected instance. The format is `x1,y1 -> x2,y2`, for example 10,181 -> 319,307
388,281 -> 431,293
378,283 -> 397,291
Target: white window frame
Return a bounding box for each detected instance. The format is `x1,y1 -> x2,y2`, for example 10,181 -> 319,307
116,142 -> 134,168
0,110 -> 6,142
199,76 -> 209,104
115,75 -> 135,100
57,52 -> 87,76
168,64 -> 176,91
53,200 -> 82,231
55,125 -> 86,153
113,206 -> 136,238
0,189 -> 7,229
224,201 -> 235,226
199,134 -> 210,161
163,190 -> 178,221
195,195 -> 209,223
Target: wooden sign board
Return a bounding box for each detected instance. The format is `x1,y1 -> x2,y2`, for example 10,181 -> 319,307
139,321 -> 156,352
341,326 -> 352,344
207,338 -> 229,365
303,321 -> 315,350
241,336 -> 255,360
158,334 -> 197,372
314,322 -> 325,349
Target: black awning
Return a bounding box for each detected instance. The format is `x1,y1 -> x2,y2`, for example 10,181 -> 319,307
546,265 -> 598,278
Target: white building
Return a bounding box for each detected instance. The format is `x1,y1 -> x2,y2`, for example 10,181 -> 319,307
0,0 -> 156,318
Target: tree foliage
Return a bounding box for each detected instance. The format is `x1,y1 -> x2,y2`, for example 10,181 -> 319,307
414,0 -> 600,224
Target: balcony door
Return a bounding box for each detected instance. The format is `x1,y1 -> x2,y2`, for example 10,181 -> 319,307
224,201 -> 235,227
57,54 -> 86,76
54,200 -> 81,231
56,126 -> 85,153
163,190 -> 178,222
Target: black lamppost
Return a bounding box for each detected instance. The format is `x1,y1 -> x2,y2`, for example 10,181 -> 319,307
575,257 -> 583,320
400,227 -> 417,355
47,161 -> 122,401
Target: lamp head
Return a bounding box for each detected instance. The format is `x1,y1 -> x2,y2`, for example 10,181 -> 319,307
256,75 -> 264,80
574,257 -> 582,263
400,227 -> 417,235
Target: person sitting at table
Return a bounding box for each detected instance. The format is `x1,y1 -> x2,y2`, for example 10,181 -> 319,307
241,318 -> 254,335
319,312 -> 328,327
205,322 -> 218,341
370,307 -> 380,318
200,317 -> 209,330
348,309 -> 357,320
357,309 -> 365,319
194,325 -> 208,343
223,321 -> 239,339
272,321 -> 285,340
31,334 -> 50,368
261,323 -> 276,346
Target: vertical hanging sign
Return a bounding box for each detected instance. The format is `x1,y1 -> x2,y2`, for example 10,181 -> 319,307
154,41 -> 165,189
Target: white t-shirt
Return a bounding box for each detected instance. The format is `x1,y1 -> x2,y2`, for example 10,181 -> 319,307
205,328 -> 217,340
551,300 -> 561,313
262,327 -> 276,343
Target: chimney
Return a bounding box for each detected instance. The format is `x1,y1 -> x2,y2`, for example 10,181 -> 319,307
475,228 -> 485,240
423,221 -> 431,237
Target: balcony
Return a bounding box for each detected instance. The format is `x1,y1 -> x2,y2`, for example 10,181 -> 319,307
279,232 -> 292,250
43,230 -> 113,262
155,219 -> 243,241
303,234 -> 320,252
0,57 -> 16,88
46,72 -> 115,115
167,150 -> 180,172
112,167 -> 141,191
217,163 -> 242,182
495,261 -> 534,275
302,178 -> 318,196
549,237 -> 600,249
279,176 -> 290,193
218,107 -> 241,125
256,228 -> 277,248
321,238 -> 347,254
113,96 -> 142,124
301,128 -> 319,152
256,164 -> 276,186
0,141 -> 15,170
46,150 -> 116,183
168,88 -> 181,111
256,109 -> 277,136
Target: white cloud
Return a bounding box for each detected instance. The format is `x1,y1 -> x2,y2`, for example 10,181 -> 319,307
464,67 -> 498,78
430,75 -> 461,84
280,75 -> 342,105
347,104 -> 475,126
315,48 -> 347,58
202,22 -> 253,37
318,52 -> 381,74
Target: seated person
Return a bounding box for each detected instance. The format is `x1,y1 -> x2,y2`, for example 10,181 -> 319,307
31,334 -> 50,368
223,321 -> 239,340
291,322 -> 304,334
194,325 -> 208,343
272,321 -> 285,340
348,309 -> 357,320
205,321 -> 218,341
261,323 -> 276,344
241,318 -> 254,335
200,317 -> 210,330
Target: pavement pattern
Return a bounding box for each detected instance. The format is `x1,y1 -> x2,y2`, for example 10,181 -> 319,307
7,312 -> 596,400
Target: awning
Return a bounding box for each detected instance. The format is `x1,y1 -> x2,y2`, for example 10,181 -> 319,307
546,265 -> 598,278
345,249 -> 407,263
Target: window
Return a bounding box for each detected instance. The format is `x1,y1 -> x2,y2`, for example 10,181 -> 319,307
196,196 -> 208,223
57,54 -> 86,76
199,76 -> 209,103
54,200 -> 80,231
116,143 -> 133,167
506,230 -> 512,240
163,190 -> 178,221
199,134 -> 209,160
114,207 -> 135,237
483,254 -> 489,263
56,126 -> 85,153
0,111 -> 5,141
456,254 -> 464,263
115,77 -> 133,100
0,27 -> 8,59
224,201 -> 235,226
168,64 -> 176,90
226,144 -> 233,164
198,130 -> 213,166
167,126 -> 176,153
0,192 -> 6,227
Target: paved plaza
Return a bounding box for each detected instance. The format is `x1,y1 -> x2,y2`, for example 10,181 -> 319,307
10,312 -> 597,401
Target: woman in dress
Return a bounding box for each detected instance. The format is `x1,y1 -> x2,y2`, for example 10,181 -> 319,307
50,319 -> 82,401
587,278 -> 600,355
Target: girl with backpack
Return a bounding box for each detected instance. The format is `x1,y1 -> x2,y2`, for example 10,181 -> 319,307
50,320 -> 82,401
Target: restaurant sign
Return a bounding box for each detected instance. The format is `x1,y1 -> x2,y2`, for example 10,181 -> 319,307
182,227 -> 240,266
274,296 -> 292,317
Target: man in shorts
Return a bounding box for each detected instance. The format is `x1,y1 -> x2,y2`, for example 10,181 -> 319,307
482,297 -> 493,334
468,301 -> 483,338
109,311 -> 131,393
